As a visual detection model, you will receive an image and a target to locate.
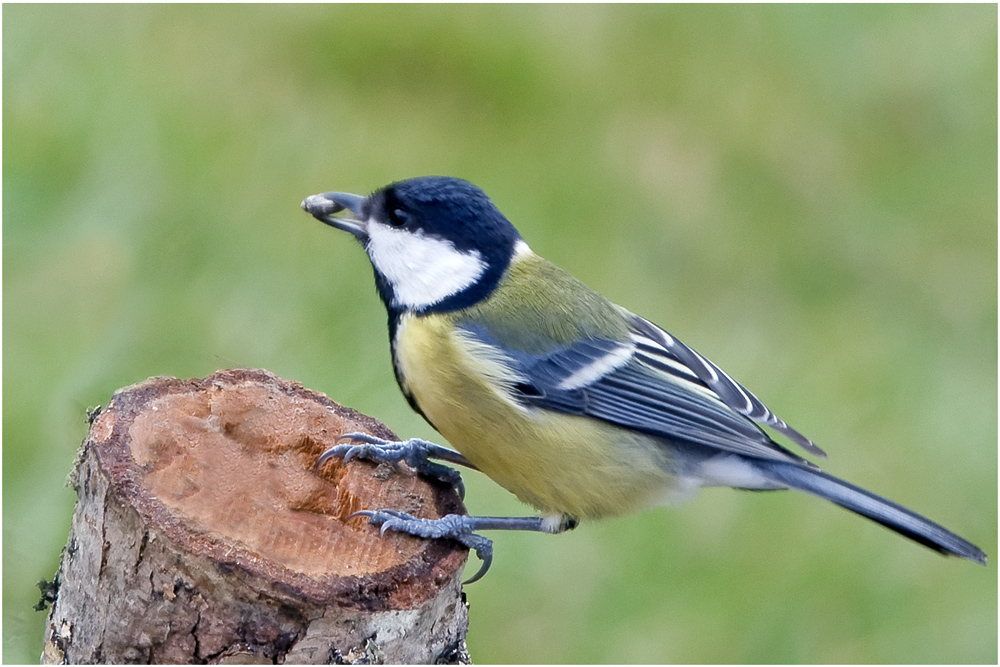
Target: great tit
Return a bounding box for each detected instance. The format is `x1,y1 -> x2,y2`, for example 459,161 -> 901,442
302,176 -> 986,582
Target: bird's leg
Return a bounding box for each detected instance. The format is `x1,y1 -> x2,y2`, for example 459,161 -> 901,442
353,510 -> 579,584
316,432 -> 476,499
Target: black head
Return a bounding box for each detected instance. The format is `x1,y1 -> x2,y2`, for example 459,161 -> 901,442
372,177 -> 520,256
304,176 -> 523,315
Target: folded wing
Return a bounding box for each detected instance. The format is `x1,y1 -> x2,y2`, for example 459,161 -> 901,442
458,314 -> 822,465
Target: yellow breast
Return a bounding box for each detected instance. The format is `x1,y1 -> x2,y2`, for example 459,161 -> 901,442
393,312 -> 676,519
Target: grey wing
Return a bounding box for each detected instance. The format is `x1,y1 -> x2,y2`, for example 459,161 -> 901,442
627,314 -> 826,457
459,320 -> 821,465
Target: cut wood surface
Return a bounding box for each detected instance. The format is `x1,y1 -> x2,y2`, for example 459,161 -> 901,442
42,369 -> 470,664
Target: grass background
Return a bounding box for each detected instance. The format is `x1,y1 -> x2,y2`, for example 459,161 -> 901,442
4,5 -> 996,663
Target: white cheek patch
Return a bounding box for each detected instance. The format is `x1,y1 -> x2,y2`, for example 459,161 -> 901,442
366,223 -> 487,310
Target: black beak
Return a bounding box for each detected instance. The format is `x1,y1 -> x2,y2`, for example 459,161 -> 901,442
301,191 -> 367,239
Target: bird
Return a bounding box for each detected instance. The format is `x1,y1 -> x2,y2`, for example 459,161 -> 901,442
301,176 -> 986,582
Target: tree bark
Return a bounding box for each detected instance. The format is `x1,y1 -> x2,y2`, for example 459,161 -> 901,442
41,369 -> 471,664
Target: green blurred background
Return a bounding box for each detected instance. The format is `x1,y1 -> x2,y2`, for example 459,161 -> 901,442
4,5 -> 996,663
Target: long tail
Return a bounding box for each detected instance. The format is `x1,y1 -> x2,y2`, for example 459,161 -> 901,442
753,459 -> 987,565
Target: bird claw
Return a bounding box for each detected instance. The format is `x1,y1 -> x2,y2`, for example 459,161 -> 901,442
317,433 -> 466,499
350,509 -> 494,584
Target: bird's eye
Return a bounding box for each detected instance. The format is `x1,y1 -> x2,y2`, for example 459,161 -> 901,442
388,208 -> 409,227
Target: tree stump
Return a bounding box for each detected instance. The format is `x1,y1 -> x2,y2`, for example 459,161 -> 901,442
41,369 -> 471,664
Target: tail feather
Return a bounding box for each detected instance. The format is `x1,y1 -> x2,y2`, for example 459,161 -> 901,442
754,460 -> 987,565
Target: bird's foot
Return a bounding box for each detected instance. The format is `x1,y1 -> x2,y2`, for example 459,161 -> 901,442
353,509 -> 494,584
350,510 -> 578,584
316,432 -> 468,499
